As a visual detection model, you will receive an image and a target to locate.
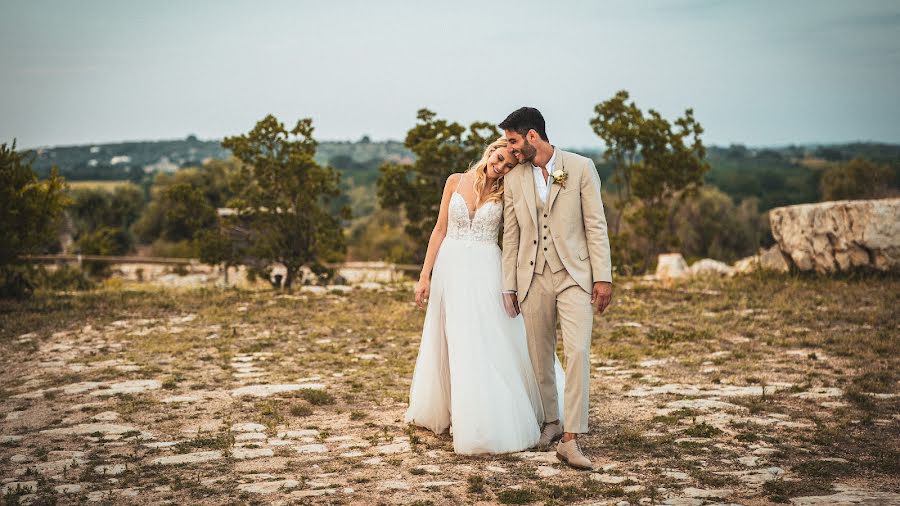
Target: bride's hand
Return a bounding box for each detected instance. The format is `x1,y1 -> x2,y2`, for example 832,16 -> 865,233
415,277 -> 431,309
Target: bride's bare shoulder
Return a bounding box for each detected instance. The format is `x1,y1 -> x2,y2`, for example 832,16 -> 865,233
444,172 -> 465,189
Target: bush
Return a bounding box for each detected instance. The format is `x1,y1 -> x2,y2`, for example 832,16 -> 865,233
34,265 -> 93,291
1,141 -> 69,298
0,266 -> 35,298
820,158 -> 897,201
149,239 -> 197,258
76,226 -> 133,276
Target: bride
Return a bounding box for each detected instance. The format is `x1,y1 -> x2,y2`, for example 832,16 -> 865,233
405,137 -> 563,454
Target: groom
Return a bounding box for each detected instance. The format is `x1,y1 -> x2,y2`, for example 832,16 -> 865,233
500,107 -> 612,470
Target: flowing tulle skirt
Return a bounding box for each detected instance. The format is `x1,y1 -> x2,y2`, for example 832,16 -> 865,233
405,237 -> 564,454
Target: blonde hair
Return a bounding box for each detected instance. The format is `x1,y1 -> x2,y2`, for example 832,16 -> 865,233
466,137 -> 509,207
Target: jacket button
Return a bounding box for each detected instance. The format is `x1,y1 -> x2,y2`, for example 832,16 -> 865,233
543,247 -> 547,251
543,225 -> 547,229
530,261 -> 534,265
543,236 -> 547,240
533,240 -> 537,244
543,214 -> 547,218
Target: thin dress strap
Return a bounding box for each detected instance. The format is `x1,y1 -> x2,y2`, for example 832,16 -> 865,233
454,172 -> 476,219
454,172 -> 465,193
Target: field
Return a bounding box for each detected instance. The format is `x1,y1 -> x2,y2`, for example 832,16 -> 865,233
64,181 -> 134,192
0,274 -> 897,505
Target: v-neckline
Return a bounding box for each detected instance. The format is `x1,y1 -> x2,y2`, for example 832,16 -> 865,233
453,191 -> 488,222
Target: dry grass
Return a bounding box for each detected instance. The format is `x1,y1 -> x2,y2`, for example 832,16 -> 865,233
0,272 -> 897,504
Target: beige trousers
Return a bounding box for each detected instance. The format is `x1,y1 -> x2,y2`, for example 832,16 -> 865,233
520,263 -> 594,433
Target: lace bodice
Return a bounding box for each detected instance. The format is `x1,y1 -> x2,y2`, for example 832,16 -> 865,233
446,192 -> 502,242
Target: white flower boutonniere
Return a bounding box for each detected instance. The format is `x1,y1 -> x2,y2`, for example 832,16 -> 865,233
552,168 -> 569,189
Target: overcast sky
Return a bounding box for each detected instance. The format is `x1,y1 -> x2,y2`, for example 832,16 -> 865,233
2,0 -> 899,149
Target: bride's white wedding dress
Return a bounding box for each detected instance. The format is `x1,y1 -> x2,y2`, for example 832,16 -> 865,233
405,178 -> 564,454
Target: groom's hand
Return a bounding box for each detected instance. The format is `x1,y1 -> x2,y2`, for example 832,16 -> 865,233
502,292 -> 521,318
592,282 -> 612,314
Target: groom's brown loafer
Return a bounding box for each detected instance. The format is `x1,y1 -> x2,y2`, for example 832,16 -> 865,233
555,439 -> 594,470
536,421 -> 563,451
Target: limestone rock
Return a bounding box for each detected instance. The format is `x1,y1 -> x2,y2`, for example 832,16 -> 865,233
237,480 -> 299,494
422,481 -> 456,488
378,480 -> 410,490
296,444 -> 329,454
769,198 -> 900,273
682,487 -> 732,498
94,464 -> 127,476
232,447 -> 273,460
375,441 -> 411,454
758,245 -> 791,272
656,253 -> 688,279
150,450 -> 223,465
231,422 -> 266,432
230,383 -> 324,398
688,258 -> 734,276
733,255 -> 760,274
2,481 -> 36,494
90,379 -> 161,396
41,423 -> 140,436
789,483 -> 900,504
536,465 -> 561,478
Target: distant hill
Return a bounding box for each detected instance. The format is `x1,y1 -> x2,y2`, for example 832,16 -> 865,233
24,137 -> 900,211
26,135 -> 412,183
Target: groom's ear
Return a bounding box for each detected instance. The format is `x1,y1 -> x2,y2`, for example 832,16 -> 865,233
526,129 -> 539,143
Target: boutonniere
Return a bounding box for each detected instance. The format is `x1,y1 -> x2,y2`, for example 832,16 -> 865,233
552,168 -> 568,189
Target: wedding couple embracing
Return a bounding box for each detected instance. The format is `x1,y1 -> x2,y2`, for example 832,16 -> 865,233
405,107 -> 613,470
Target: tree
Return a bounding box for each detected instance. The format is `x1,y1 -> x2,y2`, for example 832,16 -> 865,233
669,187 -> 763,262
196,227 -> 242,284
377,109 -> 498,260
160,183 -> 218,242
76,226 -> 132,276
0,141 -> 69,297
222,115 -> 348,288
590,91 -> 710,272
819,158 -> 897,201
132,160 -> 238,247
69,184 -> 144,234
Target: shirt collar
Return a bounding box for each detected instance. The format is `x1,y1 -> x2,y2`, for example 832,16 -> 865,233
532,148 -> 557,173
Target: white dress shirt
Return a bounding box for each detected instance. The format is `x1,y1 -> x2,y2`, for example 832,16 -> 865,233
532,149 -> 557,203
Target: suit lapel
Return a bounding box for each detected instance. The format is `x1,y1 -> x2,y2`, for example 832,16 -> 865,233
546,149 -> 564,212
519,164 -> 538,227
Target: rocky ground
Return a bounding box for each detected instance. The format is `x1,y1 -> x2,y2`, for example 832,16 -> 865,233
0,273 -> 897,505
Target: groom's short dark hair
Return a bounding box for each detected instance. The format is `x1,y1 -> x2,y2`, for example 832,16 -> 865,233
499,107 -> 549,142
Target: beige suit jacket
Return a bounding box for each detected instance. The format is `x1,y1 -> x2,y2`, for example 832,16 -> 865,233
502,149 -> 612,301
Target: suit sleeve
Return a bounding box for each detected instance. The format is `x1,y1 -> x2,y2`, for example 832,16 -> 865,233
502,174 -> 520,292
580,159 -> 613,283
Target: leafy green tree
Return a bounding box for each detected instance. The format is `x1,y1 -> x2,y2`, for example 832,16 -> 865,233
820,158 -> 897,201
196,227 -> 242,283
132,160 -> 239,246
76,226 -> 132,276
346,208 -> 418,263
161,183 -> 218,242
223,115 -> 348,288
377,109 -> 497,260
132,181 -> 218,248
69,184 -> 144,249
590,90 -> 710,272
0,141 -> 69,297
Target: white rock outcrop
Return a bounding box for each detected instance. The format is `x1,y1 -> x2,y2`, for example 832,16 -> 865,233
656,253 -> 688,279
769,198 -> 900,273
688,259 -> 734,276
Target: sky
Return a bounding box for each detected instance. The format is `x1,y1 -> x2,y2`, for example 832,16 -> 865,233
2,0 -> 899,149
